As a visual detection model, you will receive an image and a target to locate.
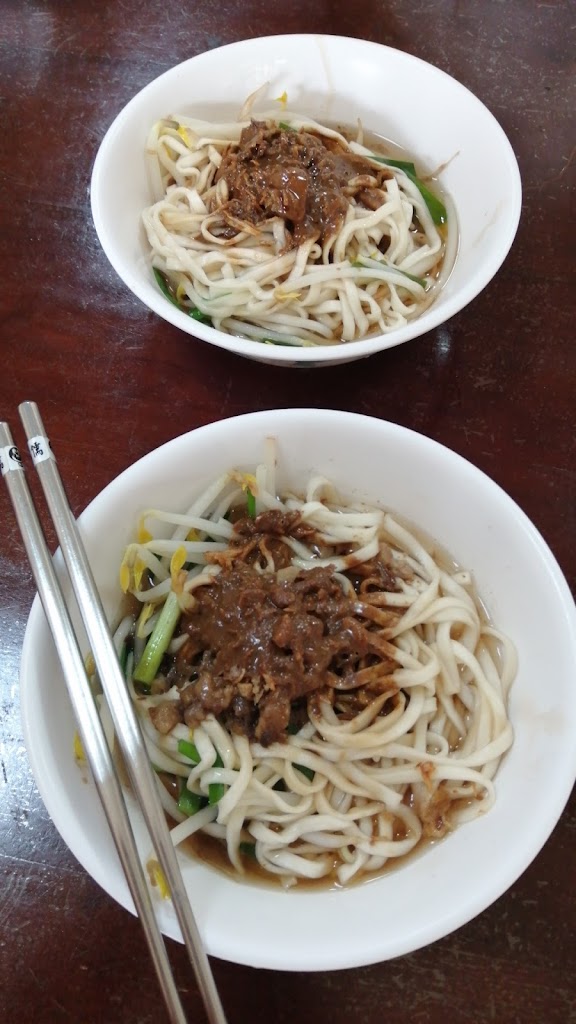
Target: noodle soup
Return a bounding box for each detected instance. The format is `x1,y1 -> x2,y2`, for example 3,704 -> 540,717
143,110 -> 456,347
100,441 -> 516,890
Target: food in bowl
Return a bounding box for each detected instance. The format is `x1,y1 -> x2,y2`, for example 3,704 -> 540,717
108,439 -> 515,888
90,35 -> 522,366
143,107 -> 454,347
21,411 -> 576,967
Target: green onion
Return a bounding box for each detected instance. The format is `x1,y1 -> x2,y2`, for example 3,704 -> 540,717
177,737 -> 226,805
295,764 -> 315,781
369,156 -> 447,225
119,643 -> 129,675
134,590 -> 181,685
395,267 -> 427,287
239,841 -> 257,859
153,268 -> 213,324
351,258 -> 427,289
189,308 -> 212,324
278,121 -> 295,131
177,738 -> 201,763
374,156 -> 416,175
208,783 -> 225,805
178,785 -> 204,817
246,487 -> 256,518
407,177 -> 447,226
209,752 -> 225,805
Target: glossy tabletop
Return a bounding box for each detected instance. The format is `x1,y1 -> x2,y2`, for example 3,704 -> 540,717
1,2 -> 575,1022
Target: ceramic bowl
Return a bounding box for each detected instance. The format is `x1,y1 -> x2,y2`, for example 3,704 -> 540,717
91,35 -> 521,367
20,409 -> 576,969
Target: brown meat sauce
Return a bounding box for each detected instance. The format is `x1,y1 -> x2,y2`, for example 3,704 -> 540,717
215,120 -> 393,248
153,508 -> 402,746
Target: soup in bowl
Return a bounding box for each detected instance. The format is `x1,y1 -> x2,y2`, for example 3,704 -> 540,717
90,35 -> 521,366
20,410 -> 576,969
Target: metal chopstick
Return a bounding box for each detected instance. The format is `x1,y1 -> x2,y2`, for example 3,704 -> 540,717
0,420 -> 189,1024
11,402 -> 227,1024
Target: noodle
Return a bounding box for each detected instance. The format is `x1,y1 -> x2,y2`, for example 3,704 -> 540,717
109,447 -> 515,888
143,107 -> 453,346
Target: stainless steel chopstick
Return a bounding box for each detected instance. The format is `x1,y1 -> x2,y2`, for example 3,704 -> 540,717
0,420 -> 188,1024
15,402 -> 228,1024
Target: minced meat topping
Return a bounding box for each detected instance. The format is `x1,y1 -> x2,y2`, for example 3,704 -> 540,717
150,509 -> 401,746
216,120 -> 393,248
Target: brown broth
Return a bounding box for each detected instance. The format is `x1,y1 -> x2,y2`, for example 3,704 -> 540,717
181,819 -> 443,892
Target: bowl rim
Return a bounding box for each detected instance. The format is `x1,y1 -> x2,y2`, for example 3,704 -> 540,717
90,34 -> 522,364
19,409 -> 576,970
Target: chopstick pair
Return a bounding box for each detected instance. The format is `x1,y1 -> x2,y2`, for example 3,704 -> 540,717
0,402 -> 227,1024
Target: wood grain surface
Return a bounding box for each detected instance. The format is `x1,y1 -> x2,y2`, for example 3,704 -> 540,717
1,2 -> 575,1022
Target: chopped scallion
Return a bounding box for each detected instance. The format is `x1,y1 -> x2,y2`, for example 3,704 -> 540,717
178,785 -> 204,817
153,268 -> 213,324
374,156 -> 417,175
134,590 -> 181,685
209,752 -> 225,805
119,643 -> 129,675
351,258 -> 427,289
177,738 -> 201,764
246,487 -> 256,518
369,156 -> 447,225
208,783 -> 225,806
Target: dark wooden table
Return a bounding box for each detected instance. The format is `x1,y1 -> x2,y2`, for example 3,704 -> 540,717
1,2 -> 575,1022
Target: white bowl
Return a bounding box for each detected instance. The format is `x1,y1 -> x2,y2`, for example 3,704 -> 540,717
20,410 -> 576,970
90,35 -> 521,367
